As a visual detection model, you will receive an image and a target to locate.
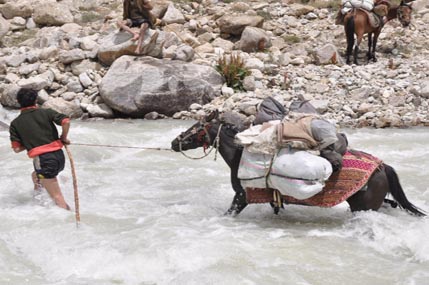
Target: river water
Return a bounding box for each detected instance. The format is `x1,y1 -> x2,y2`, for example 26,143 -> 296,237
0,116 -> 428,285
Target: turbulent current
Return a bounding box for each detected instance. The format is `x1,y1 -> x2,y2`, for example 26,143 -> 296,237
0,117 -> 428,285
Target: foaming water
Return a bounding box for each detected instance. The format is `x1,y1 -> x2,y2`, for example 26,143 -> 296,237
0,120 -> 428,285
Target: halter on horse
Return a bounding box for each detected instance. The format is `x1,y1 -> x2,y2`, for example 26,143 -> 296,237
344,0 -> 414,64
171,110 -> 426,217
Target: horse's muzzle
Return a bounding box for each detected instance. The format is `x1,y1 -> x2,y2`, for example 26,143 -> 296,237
171,139 -> 181,152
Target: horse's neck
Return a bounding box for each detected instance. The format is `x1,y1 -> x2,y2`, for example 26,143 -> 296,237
386,5 -> 399,22
211,124 -> 241,169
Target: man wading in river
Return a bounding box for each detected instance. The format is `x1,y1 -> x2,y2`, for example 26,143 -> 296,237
9,88 -> 71,210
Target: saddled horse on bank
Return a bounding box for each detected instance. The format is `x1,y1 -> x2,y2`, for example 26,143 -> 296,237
344,0 -> 414,64
171,111 -> 426,217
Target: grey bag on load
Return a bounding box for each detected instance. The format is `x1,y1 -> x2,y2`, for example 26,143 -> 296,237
289,100 -> 319,114
253,97 -> 287,125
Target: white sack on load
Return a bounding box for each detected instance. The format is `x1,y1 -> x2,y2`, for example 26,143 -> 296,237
235,120 -> 280,154
238,148 -> 333,200
269,176 -> 327,200
238,148 -> 272,188
341,0 -> 373,14
271,148 -> 332,181
342,0 -> 374,11
270,148 -> 332,199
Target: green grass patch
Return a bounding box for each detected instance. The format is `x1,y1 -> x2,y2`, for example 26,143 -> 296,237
283,35 -> 301,44
2,29 -> 35,47
216,53 -> 251,91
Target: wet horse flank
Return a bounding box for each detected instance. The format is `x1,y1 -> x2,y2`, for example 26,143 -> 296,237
344,0 -> 414,64
171,111 -> 426,217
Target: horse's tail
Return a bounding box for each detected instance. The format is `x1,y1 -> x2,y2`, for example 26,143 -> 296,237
384,163 -> 426,216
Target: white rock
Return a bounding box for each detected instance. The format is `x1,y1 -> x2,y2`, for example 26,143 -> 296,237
79,72 -> 93,88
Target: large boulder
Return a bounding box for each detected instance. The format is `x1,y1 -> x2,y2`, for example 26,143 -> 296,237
33,3 -> 74,26
99,56 -> 224,117
216,15 -> 264,36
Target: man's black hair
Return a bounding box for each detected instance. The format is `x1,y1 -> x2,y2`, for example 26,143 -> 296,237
16,88 -> 38,108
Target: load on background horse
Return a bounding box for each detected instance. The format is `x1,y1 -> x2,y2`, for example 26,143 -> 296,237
337,0 -> 415,64
171,110 -> 426,218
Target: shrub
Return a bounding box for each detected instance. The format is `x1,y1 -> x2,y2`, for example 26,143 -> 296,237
216,53 -> 251,91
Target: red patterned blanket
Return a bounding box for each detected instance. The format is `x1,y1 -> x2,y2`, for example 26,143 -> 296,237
245,150 -> 383,207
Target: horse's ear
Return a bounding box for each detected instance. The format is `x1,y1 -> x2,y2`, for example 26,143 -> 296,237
204,110 -> 219,122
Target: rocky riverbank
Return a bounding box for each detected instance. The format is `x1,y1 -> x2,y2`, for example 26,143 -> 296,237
0,0 -> 428,128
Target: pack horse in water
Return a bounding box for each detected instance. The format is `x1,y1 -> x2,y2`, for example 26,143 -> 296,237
171,111 -> 426,218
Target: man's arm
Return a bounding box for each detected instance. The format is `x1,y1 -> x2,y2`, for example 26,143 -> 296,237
10,124 -> 25,153
60,120 -> 71,145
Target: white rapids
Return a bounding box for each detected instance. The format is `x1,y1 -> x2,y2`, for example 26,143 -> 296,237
0,118 -> 428,285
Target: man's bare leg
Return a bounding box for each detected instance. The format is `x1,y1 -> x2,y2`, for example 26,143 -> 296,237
135,23 -> 149,53
117,20 -> 139,41
40,178 -> 70,210
32,171 -> 43,191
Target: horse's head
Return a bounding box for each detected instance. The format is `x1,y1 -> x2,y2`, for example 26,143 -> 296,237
171,110 -> 220,152
397,0 -> 413,27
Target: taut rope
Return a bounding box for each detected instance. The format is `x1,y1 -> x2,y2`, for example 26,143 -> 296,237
72,143 -> 171,151
64,145 -> 80,228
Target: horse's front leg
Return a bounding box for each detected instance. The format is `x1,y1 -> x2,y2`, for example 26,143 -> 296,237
224,171 -> 247,216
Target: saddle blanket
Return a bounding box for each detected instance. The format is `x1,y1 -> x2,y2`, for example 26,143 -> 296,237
245,150 -> 383,207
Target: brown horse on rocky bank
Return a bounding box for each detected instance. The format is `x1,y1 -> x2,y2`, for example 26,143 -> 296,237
344,0 -> 414,64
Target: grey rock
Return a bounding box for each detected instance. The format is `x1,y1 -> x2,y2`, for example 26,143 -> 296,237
0,84 -> 20,108
99,56 -> 224,117
42,98 -> 83,118
58,49 -> 86,64
97,30 -> 162,66
216,15 -> 264,36
4,54 -> 27,67
87,103 -> 114,118
17,70 -> 54,91
33,3 -> 73,26
236,26 -> 271,53
162,3 -> 186,25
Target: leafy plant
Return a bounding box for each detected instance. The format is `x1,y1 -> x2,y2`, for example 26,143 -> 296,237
216,53 -> 251,91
